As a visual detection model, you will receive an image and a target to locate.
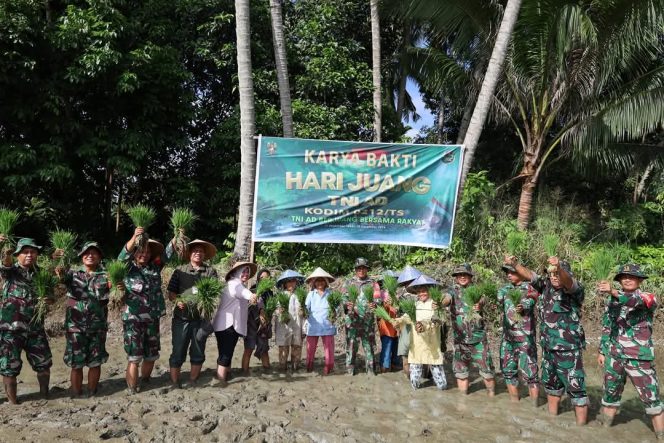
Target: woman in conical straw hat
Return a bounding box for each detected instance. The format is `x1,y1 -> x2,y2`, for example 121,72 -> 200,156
304,267 -> 337,375
210,260 -> 258,386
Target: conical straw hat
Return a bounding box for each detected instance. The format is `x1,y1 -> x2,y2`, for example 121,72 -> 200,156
305,267 -> 335,284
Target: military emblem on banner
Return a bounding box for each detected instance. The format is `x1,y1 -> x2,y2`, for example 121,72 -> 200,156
442,151 -> 455,163
267,142 -> 277,155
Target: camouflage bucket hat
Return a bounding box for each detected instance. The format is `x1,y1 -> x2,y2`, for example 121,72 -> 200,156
354,257 -> 370,269
613,264 -> 648,281
451,263 -> 475,277
501,264 -> 517,273
78,241 -> 103,257
13,238 -> 42,256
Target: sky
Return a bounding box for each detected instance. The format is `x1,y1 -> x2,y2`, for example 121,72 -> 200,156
404,78 -> 434,140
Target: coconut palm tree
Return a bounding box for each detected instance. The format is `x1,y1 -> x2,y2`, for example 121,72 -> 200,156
233,0 -> 256,260
370,0 -> 382,142
269,0 -> 293,137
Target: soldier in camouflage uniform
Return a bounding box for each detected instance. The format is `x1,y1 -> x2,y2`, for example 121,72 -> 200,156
498,264 -> 539,404
596,264 -> 664,439
507,255 -> 588,425
343,257 -> 376,375
447,263 -> 496,396
55,242 -> 109,397
0,237 -> 53,404
118,227 -> 175,394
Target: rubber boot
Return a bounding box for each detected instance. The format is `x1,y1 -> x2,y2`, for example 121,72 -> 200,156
37,373 -> 50,399
4,382 -> 18,404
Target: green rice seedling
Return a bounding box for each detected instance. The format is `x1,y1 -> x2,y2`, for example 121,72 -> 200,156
106,260 -> 128,304
346,286 -> 360,304
382,275 -> 398,304
294,285 -> 308,315
125,204 -> 156,250
50,229 -> 77,268
506,288 -> 524,323
506,231 -> 527,257
195,277 -> 223,320
256,277 -> 275,297
477,282 -> 497,304
428,286 -> 444,314
374,305 -> 393,323
277,291 -> 292,323
462,285 -> 483,321
589,247 -> 615,282
543,234 -> 560,272
170,208 -> 197,260
398,298 -> 416,322
32,268 -> 57,325
0,208 -> 20,254
175,293 -> 197,316
362,284 -> 375,305
326,290 -> 344,321
265,296 -> 279,323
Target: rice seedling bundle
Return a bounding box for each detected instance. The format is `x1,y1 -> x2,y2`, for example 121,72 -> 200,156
125,204 -> 156,251
32,268 -> 57,324
362,285 -> 375,304
589,247 -> 615,282
398,298 -> 416,322
428,286 -> 444,314
462,285 -> 483,321
477,282 -> 497,304
506,288 -> 524,322
346,286 -> 360,304
265,296 -> 279,323
294,285 -> 308,315
277,292 -> 292,323
170,208 -> 197,260
374,305 -> 393,323
0,208 -> 20,256
50,229 -> 77,268
195,277 -> 223,320
175,293 -> 197,315
106,260 -> 128,304
326,290 -> 343,321
382,275 -> 398,304
506,231 -> 527,257
256,277 -> 275,297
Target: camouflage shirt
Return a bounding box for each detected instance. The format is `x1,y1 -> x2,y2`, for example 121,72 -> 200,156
119,243 -> 173,323
531,274 -> 585,351
343,276 -> 375,330
600,289 -> 657,361
448,284 -> 486,344
0,264 -> 45,332
497,282 -> 537,343
62,266 -> 110,332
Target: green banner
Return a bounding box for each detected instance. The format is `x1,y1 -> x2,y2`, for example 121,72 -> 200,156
252,137 -> 464,248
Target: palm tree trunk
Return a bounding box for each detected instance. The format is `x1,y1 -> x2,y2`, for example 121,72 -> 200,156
633,161 -> 656,205
234,0 -> 257,260
458,0 -> 522,186
455,93 -> 475,144
437,95 -> 445,144
517,179 -> 536,230
370,0 -> 381,142
396,68 -> 407,119
269,0 -> 293,138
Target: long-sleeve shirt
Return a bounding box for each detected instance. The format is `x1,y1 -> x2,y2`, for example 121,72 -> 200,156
212,278 -> 253,335
530,273 -> 585,351
600,289 -> 657,360
305,289 -> 336,336
0,264 -> 44,332
448,284 -> 486,344
406,299 -> 443,365
273,291 -> 305,346
62,266 -> 110,332
497,282 -> 537,343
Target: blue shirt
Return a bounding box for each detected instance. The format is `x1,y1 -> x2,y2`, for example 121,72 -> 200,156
305,289 -> 337,336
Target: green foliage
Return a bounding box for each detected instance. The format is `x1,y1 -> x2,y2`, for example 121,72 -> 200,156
346,286 -> 360,304
0,208 -> 20,238
195,277 -> 223,320
605,205 -> 648,243
506,231 -> 527,256
106,260 -> 127,303
326,290 -> 343,321
477,282 -> 498,305
382,275 -> 398,303
50,229 -> 77,267
294,285 -> 308,314
265,296 -> 279,323
277,292 -> 292,323
543,234 -> 559,257
587,247 -> 617,282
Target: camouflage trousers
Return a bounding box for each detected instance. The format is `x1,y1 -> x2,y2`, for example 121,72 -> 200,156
0,330 -> 53,377
453,340 -> 494,380
602,354 -> 663,415
345,326 -> 376,373
500,339 -> 538,386
123,320 -> 160,363
541,349 -> 588,406
64,330 -> 109,369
